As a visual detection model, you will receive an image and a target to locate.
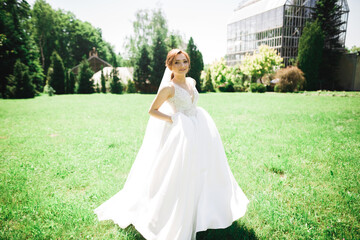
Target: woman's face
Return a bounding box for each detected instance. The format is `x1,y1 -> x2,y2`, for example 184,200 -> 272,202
171,53 -> 189,75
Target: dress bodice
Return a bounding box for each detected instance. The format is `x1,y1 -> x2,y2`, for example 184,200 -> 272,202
167,77 -> 199,116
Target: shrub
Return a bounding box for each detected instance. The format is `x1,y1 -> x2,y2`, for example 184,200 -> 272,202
126,80 -> 136,93
233,84 -> 246,92
110,68 -> 123,94
250,83 -> 266,93
100,69 -> 107,93
241,45 -> 283,83
77,59 -> 94,94
202,69 -> 215,92
5,60 -> 35,98
48,51 -> 65,94
218,81 -> 235,92
275,66 -> 305,92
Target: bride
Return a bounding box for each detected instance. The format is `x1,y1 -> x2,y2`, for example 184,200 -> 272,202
94,49 -> 249,240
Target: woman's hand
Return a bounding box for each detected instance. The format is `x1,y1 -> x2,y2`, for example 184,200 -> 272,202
171,112 -> 181,124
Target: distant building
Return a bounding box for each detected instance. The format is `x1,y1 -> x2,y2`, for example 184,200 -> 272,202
91,67 -> 134,91
227,0 -> 349,66
71,47 -> 112,74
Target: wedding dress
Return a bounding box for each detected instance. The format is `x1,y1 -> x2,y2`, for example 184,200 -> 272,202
94,73 -> 249,240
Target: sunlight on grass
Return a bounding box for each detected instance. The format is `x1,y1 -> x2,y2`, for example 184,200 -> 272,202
1,92 -> 359,239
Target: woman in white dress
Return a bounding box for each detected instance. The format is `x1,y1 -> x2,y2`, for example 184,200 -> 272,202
94,49 -> 249,240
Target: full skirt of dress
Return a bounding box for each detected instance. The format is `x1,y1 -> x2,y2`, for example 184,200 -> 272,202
94,107 -> 249,240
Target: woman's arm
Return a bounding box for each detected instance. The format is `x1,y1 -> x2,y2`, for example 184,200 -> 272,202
148,86 -> 175,123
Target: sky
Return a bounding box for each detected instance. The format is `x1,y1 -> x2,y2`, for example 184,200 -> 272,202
27,0 -> 360,64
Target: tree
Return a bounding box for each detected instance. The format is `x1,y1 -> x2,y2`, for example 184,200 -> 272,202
6,60 -> 35,99
133,45 -> 152,93
313,0 -> 344,49
0,0 -> 43,97
202,69 -> 215,92
100,68 -> 107,93
48,51 -> 65,94
126,80 -> 136,93
150,30 -> 168,93
66,70 -> 75,94
110,68 -> 123,94
31,0 -> 56,70
312,0 -> 346,90
167,34 -> 179,50
77,59 -> 94,94
186,37 -> 204,92
31,0 -> 117,73
241,45 -> 283,83
297,20 -> 324,90
125,8 -> 168,65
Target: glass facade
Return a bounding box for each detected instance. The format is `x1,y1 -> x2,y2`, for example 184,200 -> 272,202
227,0 -> 349,66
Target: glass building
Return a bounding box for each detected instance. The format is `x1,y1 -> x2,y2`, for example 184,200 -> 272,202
227,0 -> 349,66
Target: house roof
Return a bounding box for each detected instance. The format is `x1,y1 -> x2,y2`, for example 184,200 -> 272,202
228,0 -> 287,24
71,55 -> 112,74
91,67 -> 134,86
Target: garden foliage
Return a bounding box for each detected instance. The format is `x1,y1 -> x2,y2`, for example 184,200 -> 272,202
48,51 -> 65,94
126,80 -> 136,93
202,69 -> 215,92
110,68 -> 123,94
297,20 -> 324,91
186,37 -> 204,92
5,60 -> 35,99
241,45 -> 283,83
100,69 -> 107,93
77,60 -> 94,94
274,66 -> 305,92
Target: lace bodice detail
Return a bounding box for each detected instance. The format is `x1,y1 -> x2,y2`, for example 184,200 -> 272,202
167,77 -> 199,116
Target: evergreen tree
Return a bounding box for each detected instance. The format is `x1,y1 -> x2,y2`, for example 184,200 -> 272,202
297,20 -> 324,90
6,60 -> 35,98
95,83 -> 100,93
77,59 -> 94,94
65,70 -> 75,94
186,37 -> 204,92
167,34 -> 179,50
312,0 -> 345,90
0,0 -> 43,97
133,45 -> 152,93
126,80 -> 136,93
48,51 -> 65,94
312,0 -> 344,49
100,68 -> 107,93
110,68 -> 123,94
202,69 -> 215,92
150,31 -> 168,93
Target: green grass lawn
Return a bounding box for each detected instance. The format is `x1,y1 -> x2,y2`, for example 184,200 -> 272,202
1,92 -> 359,240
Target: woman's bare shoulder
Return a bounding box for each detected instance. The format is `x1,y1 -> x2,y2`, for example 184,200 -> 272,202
158,84 -> 175,98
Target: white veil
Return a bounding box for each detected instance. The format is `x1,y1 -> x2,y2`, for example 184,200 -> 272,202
136,67 -> 174,154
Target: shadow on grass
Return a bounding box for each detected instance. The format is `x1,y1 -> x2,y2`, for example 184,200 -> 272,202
124,221 -> 257,240
196,221 -> 258,240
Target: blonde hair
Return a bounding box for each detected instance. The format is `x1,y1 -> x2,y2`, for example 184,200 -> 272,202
165,49 -> 190,79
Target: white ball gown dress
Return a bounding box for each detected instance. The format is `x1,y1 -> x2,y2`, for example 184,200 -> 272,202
94,77 -> 249,240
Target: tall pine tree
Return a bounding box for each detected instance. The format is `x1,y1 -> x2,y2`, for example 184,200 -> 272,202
49,51 -> 65,94
6,60 -> 35,99
312,0 -> 346,90
77,59 -> 94,94
100,68 -> 107,93
150,31 -> 168,93
133,45 -> 152,93
297,20 -> 324,90
110,68 -> 123,94
66,70 -> 75,94
186,37 -> 204,92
